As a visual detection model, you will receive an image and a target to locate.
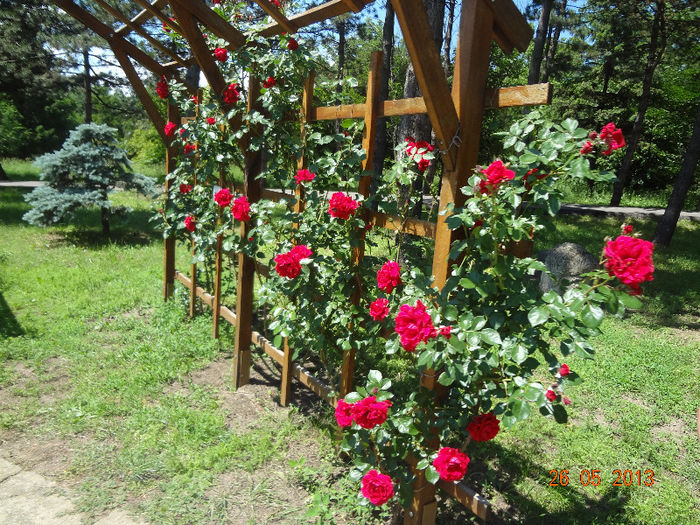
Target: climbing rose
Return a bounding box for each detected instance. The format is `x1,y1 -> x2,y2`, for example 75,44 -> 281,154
164,121 -> 177,137
274,245 -> 312,279
433,447 -> 470,482
287,37 -> 299,50
328,192 -> 359,220
599,122 -> 626,156
231,195 -> 250,222
394,300 -> 437,352
361,470 -> 394,506
155,76 -> 168,99
604,235 -> 654,295
478,159 -> 515,195
206,117 -> 216,125
524,168 -> 547,190
369,298 -> 389,321
546,389 -> 557,402
289,244 -> 312,260
269,0 -> 281,7
335,399 -> 354,427
223,83 -> 240,104
580,141 -> 594,155
466,412 -> 500,442
294,168 -> 315,184
262,76 -> 276,88
377,261 -> 401,293
179,183 -> 191,194
623,224 -> 634,234
439,325 -> 452,339
184,216 -> 196,231
405,138 -> 434,172
351,396 -> 392,429
183,143 -> 197,155
559,364 -> 570,376
214,188 -> 233,207
214,47 -> 228,62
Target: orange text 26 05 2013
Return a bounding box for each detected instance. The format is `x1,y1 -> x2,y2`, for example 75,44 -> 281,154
548,469 -> 655,487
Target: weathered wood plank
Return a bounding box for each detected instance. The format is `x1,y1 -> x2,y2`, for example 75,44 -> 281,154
251,0 -> 298,33
485,83 -> 552,108
369,212 -> 436,238
115,0 -> 172,36
259,0 -> 374,37
170,0 -> 247,49
484,0 -> 532,53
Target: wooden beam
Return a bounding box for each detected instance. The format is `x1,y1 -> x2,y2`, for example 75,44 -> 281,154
259,0 -> 374,37
340,0 -> 364,13
369,212 -> 436,238
51,0 -> 169,77
163,101 -> 179,302
170,0 -> 247,50
92,0 -> 188,67
250,0 -> 297,33
111,45 -> 166,141
127,0 -> 184,36
484,83 -> 552,108
483,0 -> 532,53
115,0 -> 171,36
391,0 -> 460,171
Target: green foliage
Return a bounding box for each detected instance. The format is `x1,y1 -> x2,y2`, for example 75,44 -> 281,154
0,96 -> 30,157
125,124 -> 166,166
22,123 -> 154,233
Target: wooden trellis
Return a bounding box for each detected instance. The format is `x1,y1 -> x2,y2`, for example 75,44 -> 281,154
52,0 -> 551,522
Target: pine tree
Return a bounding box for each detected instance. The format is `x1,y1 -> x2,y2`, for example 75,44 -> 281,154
23,123 -> 155,236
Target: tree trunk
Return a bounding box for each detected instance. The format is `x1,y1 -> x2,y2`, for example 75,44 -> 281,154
543,0 -> 566,82
370,1 -> 395,210
653,102 -> 700,246
335,18 -> 346,135
442,0 -> 456,76
528,0 -> 554,85
83,46 -> 92,124
0,161 -> 8,181
101,207 -> 110,237
610,0 -> 666,206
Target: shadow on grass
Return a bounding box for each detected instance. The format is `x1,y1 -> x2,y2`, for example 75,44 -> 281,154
437,441 -> 632,524
0,187 -> 31,224
0,293 -> 24,338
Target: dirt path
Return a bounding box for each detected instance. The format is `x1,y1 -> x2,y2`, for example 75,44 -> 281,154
0,458 -> 146,525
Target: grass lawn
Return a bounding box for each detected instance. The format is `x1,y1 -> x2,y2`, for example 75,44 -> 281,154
1,180 -> 698,524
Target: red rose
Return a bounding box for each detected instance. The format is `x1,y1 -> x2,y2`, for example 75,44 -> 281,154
262,76 -> 276,88
623,224 -> 633,234
287,37 -> 299,50
328,192 -> 359,220
604,235 -> 654,295
394,300 -> 437,352
274,252 -> 300,279
270,0 -> 281,7
184,216 -> 196,231
563,396 -> 572,405
439,325 -> 452,339
179,183 -> 191,194
155,76 -> 168,99
558,364 -> 570,376
214,47 -> 228,62
369,298 -> 389,321
214,188 -> 233,207
433,447 -> 469,482
580,141 -> 594,155
206,117 -> 216,125
546,389 -> 557,402
289,244 -> 312,260
478,159 -> 515,195
223,83 -> 240,104
231,195 -> 250,222
335,399 -> 354,427
599,122 -> 625,156
164,121 -> 177,137
589,131 -> 598,140
294,168 -> 315,184
361,470 -> 394,506
162,20 -> 171,33
466,412 -> 500,442
377,261 -> 401,294
191,95 -> 198,104
351,396 -> 392,429
183,143 -> 197,155
471,219 -> 484,230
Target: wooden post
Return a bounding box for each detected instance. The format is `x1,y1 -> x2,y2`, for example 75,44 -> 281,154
232,76 -> 263,389
164,100 -> 179,301
213,169 -> 225,338
280,72 -> 314,407
339,50 -> 382,399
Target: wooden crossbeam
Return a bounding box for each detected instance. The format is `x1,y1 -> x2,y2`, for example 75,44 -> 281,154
391,0 -> 460,171
484,0 -> 532,53
170,0 -> 247,50
127,0 -> 184,36
259,0 -> 374,37
310,84 -> 552,121
251,0 -> 298,33
340,0 -> 365,13
92,0 -> 187,67
52,0 -> 169,77
115,0 -> 171,36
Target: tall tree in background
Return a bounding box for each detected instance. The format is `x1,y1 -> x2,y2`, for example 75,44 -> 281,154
542,0 -> 568,82
528,0 -> 554,84
610,0 -> 667,206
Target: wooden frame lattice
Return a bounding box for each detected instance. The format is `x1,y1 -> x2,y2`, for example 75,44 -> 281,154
52,0 -> 551,522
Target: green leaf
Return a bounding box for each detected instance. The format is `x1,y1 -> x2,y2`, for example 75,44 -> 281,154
618,293 -> 642,310
510,345 -> 529,364
459,277 -> 476,289
519,152 -> 539,164
368,369 -> 383,384
562,118 -> 579,133
443,305 -> 458,322
528,306 -> 549,327
438,371 -> 455,386
424,465 -> 440,485
416,459 -> 429,470
581,304 -> 604,328
344,392 -> 362,403
480,329 -> 502,346
510,399 -> 531,421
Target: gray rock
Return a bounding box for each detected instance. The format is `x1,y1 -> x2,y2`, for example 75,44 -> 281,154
539,242 -> 598,294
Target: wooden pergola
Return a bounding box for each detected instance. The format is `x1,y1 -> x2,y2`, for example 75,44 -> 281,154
51,1 -> 550,522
